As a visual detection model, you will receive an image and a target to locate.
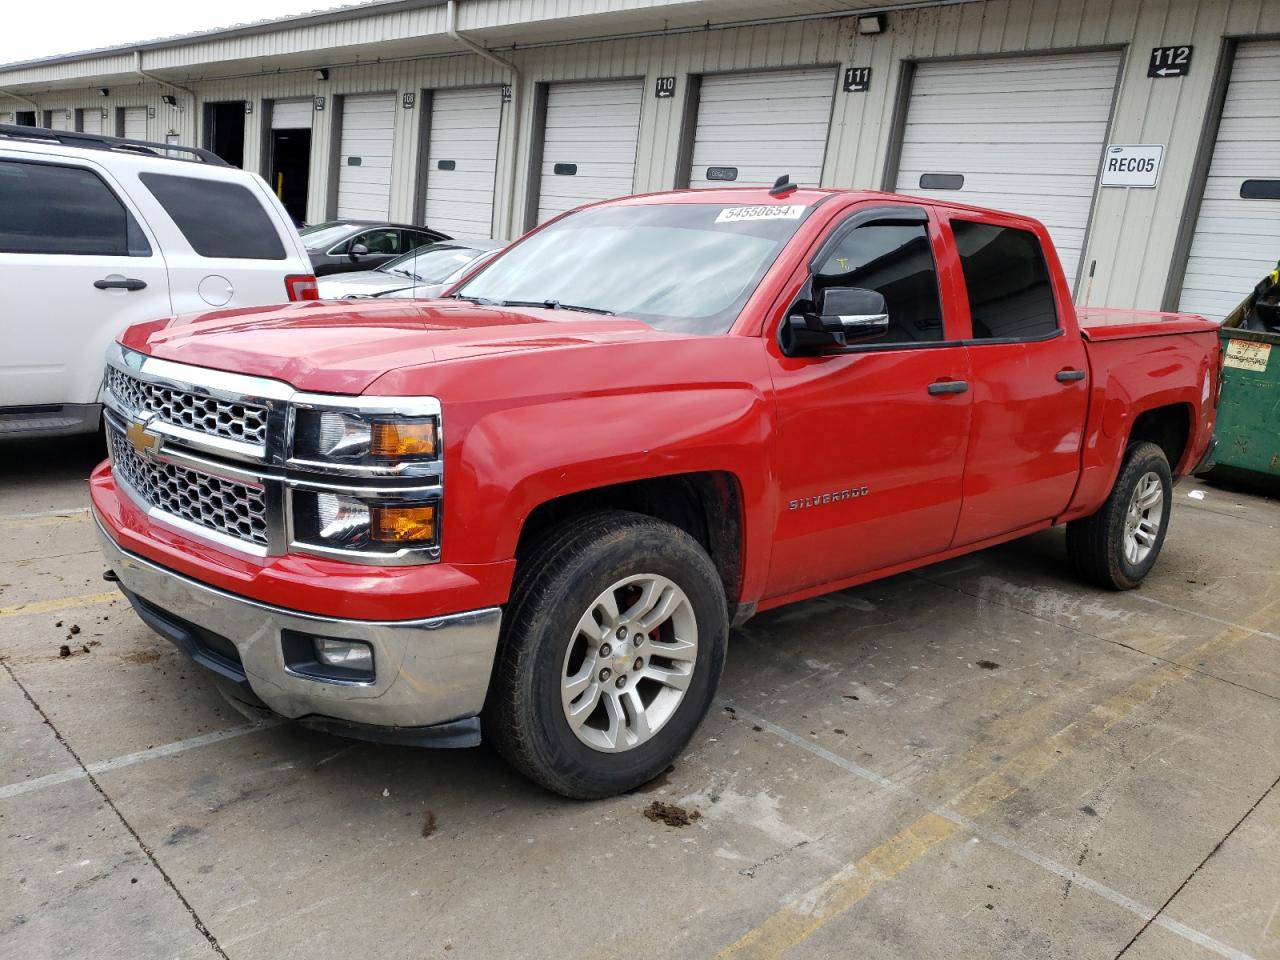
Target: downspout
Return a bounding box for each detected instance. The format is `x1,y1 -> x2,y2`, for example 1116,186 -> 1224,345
445,0 -> 522,239
135,49 -> 198,140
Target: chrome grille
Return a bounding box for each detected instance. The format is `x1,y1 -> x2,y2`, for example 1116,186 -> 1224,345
108,428 -> 269,547
106,366 -> 268,446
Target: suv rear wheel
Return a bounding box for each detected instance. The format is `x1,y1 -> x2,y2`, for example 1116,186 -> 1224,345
486,511 -> 728,799
1066,441 -> 1173,590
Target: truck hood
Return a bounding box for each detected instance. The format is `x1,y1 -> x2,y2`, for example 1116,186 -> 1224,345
119,299 -> 674,395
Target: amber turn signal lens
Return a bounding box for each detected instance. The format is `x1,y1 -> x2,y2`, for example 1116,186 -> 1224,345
370,504 -> 436,543
370,420 -> 437,458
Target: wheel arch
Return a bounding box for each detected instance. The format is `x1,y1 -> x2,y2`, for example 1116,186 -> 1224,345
514,471 -> 749,623
1127,402 -> 1194,474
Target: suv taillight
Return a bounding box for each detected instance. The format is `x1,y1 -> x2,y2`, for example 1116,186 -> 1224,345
286,274 -> 319,301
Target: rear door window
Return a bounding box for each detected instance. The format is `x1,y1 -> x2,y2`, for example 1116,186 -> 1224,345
139,173 -> 285,260
952,220 -> 1058,340
0,160 -> 151,256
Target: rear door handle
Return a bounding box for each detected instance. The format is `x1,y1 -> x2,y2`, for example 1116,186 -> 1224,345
928,380 -> 969,395
1056,369 -> 1086,383
94,277 -> 147,291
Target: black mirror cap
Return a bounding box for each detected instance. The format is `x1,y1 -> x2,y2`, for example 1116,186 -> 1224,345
818,286 -> 887,319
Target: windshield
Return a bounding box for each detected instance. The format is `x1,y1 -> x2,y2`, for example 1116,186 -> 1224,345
299,222 -> 361,250
455,203 -> 810,334
379,244 -> 484,283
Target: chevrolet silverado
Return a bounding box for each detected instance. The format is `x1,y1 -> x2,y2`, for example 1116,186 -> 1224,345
93,186 -> 1220,798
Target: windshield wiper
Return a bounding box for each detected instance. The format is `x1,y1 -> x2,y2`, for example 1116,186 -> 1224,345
387,268 -> 422,281
488,298 -> 615,315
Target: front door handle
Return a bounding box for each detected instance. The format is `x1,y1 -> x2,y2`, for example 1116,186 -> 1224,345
94,277 -> 147,291
928,380 -> 969,396
1056,369 -> 1086,383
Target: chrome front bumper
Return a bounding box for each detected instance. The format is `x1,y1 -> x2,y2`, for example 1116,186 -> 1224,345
96,517 -> 502,735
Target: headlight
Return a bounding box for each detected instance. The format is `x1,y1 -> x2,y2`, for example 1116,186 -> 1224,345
292,491 -> 439,557
293,410 -> 438,465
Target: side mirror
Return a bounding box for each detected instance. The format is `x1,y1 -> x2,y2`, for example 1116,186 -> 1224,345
814,287 -> 890,340
782,287 -> 890,355
349,243 -> 369,259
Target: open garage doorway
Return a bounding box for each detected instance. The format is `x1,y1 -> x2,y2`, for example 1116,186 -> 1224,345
268,99 -> 313,225
202,101 -> 245,167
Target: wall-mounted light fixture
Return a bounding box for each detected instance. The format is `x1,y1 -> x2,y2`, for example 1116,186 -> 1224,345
857,13 -> 886,34
98,88 -> 110,97
161,94 -> 177,106
314,68 -> 329,82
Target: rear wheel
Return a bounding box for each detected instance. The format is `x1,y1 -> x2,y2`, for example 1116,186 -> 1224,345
486,511 -> 728,799
1066,441 -> 1172,590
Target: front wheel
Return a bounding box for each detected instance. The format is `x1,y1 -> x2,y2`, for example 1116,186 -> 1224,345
485,511 -> 728,799
1066,441 -> 1173,590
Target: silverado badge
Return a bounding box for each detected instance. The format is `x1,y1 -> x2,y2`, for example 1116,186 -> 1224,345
789,486 -> 869,510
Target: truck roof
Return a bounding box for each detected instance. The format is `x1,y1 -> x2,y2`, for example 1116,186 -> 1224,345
591,185 -> 1045,228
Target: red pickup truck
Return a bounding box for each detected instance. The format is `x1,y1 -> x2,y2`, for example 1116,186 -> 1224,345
93,187 -> 1219,798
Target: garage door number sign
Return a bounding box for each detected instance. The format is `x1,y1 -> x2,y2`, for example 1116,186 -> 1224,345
1149,46 -> 1193,78
843,67 -> 872,93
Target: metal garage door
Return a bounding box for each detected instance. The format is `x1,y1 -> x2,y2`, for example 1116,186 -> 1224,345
1178,41 -> 1280,320
895,51 -> 1122,288
688,69 -> 836,189
423,87 -> 502,238
271,99 -> 313,130
79,109 -> 104,135
536,79 -> 643,223
122,107 -> 146,141
48,111 -> 69,131
337,94 -> 396,220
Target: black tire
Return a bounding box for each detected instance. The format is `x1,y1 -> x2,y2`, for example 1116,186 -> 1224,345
484,511 -> 728,799
1066,441 -> 1173,590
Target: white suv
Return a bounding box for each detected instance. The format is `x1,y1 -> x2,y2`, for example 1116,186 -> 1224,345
0,125 -> 317,440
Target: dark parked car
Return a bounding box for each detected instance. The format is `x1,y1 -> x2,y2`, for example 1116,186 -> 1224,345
301,221 -> 449,276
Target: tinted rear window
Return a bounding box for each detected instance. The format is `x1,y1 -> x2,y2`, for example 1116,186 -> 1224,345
140,173 -> 285,260
952,220 -> 1058,341
0,160 -> 150,256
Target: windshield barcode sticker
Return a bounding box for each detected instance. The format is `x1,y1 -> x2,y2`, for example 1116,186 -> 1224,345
715,204 -> 807,223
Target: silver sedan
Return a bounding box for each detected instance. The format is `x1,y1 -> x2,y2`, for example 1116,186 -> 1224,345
317,239 -> 503,300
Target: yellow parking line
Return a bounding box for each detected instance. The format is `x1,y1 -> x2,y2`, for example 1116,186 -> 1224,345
715,597 -> 1280,959
0,591 -> 117,618
716,814 -> 958,959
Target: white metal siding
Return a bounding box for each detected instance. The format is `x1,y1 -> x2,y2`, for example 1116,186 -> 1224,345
337,93 -> 396,220
423,87 -> 502,238
271,99 -> 313,130
79,108 -> 104,134
1179,40 -> 1280,320
536,79 -> 643,223
895,51 -> 1122,287
122,106 -> 146,141
688,68 -> 835,189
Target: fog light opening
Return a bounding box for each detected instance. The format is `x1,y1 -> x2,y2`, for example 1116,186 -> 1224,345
314,637 -> 374,670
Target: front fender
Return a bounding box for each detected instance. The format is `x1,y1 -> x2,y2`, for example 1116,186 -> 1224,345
456,385 -> 772,566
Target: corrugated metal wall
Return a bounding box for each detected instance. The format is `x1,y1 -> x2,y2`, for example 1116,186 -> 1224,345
3,0 -> 1278,311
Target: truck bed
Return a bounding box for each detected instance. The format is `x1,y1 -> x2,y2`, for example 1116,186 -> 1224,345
1077,306 -> 1219,341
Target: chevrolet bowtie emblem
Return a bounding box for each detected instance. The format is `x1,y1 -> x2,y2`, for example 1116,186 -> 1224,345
126,413 -> 161,455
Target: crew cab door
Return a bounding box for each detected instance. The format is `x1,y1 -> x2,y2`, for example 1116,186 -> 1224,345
764,204 -> 973,599
942,214 -> 1090,545
0,155 -> 169,412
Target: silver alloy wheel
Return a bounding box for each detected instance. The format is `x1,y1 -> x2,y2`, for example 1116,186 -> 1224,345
560,573 -> 698,753
1123,470 -> 1165,565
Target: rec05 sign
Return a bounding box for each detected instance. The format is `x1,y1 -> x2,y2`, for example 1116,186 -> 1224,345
1100,144 -> 1164,188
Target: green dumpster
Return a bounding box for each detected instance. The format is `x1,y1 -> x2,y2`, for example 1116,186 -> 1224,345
1213,265 -> 1280,479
